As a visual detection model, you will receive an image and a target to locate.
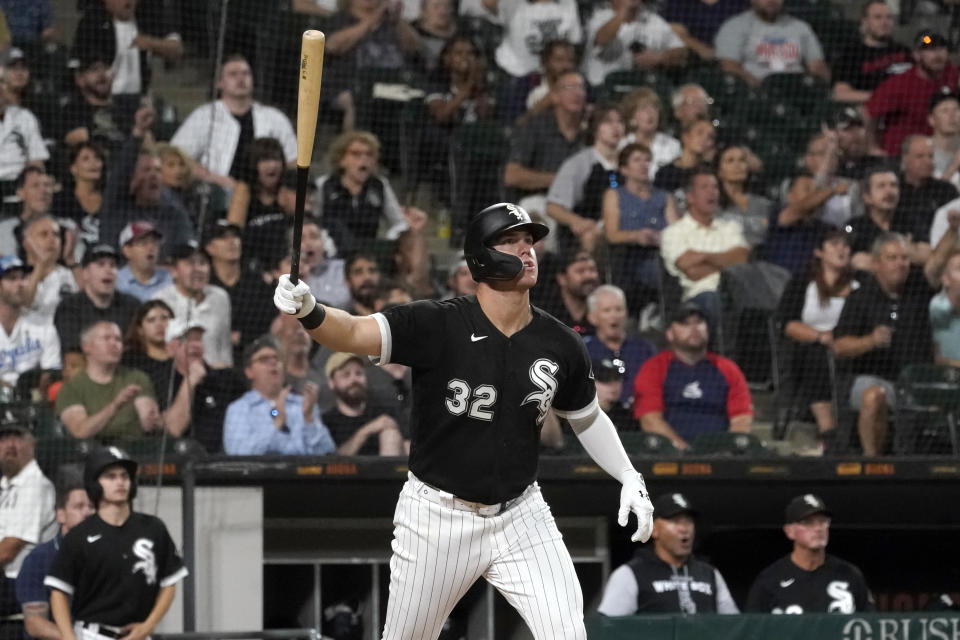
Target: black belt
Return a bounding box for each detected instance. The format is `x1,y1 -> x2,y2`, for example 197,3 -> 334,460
80,622 -> 125,639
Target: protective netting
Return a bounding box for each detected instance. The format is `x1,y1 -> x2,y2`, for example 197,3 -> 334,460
1,0 -> 959,488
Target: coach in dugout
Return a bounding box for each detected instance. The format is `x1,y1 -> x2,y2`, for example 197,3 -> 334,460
597,492 -> 738,615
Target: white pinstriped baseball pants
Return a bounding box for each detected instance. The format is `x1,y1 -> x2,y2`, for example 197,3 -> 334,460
381,473 -> 586,640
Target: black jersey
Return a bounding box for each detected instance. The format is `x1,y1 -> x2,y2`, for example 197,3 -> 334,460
626,547 -> 722,614
745,554 -> 874,614
45,513 -> 187,626
378,296 -> 597,504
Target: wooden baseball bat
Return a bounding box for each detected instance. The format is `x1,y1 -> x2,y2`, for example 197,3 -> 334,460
290,29 -> 325,285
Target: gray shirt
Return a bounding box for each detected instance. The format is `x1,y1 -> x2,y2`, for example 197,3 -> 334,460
507,110 -> 585,201
718,193 -> 773,247
715,10 -> 823,80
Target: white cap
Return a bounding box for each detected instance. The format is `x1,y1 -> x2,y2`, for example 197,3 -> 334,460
165,318 -> 205,343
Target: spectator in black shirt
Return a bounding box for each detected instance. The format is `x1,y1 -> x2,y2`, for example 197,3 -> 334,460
776,229 -> 859,444
204,219 -> 275,364
324,0 -> 423,131
598,493 -> 739,615
157,317 -> 247,453
344,251 -> 384,316
846,166 -> 930,271
826,106 -> 886,181
898,134 -> 958,242
834,233 -> 933,456
121,299 -> 175,388
59,53 -> 127,151
226,137 -> 288,274
322,352 -> 404,455
831,0 -> 910,104
52,142 -> 106,265
593,358 -> 636,431
538,249 -> 600,336
746,494 -> 874,613
653,117 -> 716,201
54,244 -> 141,353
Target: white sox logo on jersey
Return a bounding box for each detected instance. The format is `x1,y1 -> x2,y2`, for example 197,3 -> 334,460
132,538 -> 157,585
522,358 -> 559,424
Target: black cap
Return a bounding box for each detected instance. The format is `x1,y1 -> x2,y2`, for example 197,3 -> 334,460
169,240 -> 209,262
203,219 -> 242,245
593,358 -> 624,382
826,105 -> 864,130
785,493 -> 832,523
0,423 -> 30,438
6,47 -> 25,65
929,87 -> 960,113
653,493 -> 698,519
70,47 -> 114,71
81,243 -> 119,266
670,302 -> 707,325
915,30 -> 948,50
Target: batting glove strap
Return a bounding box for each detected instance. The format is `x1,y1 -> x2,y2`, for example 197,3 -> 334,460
299,304 -> 327,330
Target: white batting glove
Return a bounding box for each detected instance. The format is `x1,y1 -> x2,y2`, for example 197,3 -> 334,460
618,471 -> 654,543
274,274 -> 316,318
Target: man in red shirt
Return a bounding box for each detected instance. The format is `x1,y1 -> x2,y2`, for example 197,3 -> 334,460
632,303 -> 753,450
865,30 -> 959,156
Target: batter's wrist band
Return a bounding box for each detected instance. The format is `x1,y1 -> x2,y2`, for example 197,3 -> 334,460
299,304 -> 327,330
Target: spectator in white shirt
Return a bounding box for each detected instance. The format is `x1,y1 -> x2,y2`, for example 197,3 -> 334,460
619,87 -> 681,179
170,55 -> 296,191
0,65 -> 48,192
0,256 -> 60,393
151,242 -> 234,369
582,0 -> 686,87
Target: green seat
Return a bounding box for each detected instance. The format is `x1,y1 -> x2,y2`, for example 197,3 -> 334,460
690,432 -> 769,456
895,364 -> 960,455
619,431 -> 679,456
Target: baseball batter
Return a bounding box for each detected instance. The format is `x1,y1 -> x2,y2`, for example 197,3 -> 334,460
275,203 -> 655,639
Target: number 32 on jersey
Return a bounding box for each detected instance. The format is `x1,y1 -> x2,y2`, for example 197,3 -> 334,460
444,359 -> 560,424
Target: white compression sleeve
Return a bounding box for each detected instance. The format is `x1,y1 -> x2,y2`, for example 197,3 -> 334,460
569,407 -> 637,485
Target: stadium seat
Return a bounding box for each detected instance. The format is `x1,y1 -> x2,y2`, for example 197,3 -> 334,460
689,432 -> 769,456
601,69 -> 674,107
33,436 -> 92,476
448,121 -> 509,242
761,73 -> 831,118
894,364 -> 960,455
619,431 -> 680,456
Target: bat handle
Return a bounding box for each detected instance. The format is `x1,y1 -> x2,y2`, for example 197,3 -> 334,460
290,166 -> 310,286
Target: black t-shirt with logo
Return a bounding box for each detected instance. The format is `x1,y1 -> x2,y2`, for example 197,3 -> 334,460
627,547 -> 723,614
45,513 -> 187,626
378,296 -> 596,504
832,41 -> 911,92
746,554 -> 874,614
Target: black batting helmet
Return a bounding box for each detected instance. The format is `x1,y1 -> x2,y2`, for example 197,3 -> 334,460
464,203 -> 549,282
84,446 -> 138,506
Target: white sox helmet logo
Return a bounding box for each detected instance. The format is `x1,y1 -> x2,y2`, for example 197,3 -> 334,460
505,203 -> 525,222
522,358 -> 559,425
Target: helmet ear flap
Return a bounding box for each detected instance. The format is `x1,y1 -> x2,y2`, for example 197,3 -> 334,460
463,203 -> 549,282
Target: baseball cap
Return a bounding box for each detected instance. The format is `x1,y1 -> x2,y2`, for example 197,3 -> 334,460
0,422 -> 31,438
70,48 -> 114,71
119,221 -> 162,247
929,87 -> 960,113
669,302 -> 707,325
593,358 -> 624,382
203,219 -> 242,246
784,493 -> 832,523
169,240 -> 209,262
164,317 -> 205,343
81,243 -> 119,266
325,352 -> 365,378
6,47 -> 25,65
0,255 -> 32,278
653,492 -> 698,519
242,335 -> 280,367
915,30 -> 948,50
826,105 -> 864,131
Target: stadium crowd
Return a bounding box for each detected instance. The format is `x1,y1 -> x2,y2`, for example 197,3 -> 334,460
0,0 -> 959,462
